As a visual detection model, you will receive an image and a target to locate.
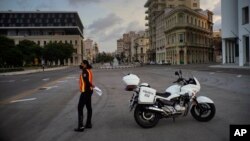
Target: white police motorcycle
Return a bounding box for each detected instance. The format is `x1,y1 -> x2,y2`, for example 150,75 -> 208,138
122,70 -> 216,128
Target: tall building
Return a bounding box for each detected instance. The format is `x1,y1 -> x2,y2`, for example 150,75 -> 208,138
123,31 -> 139,62
134,31 -> 150,63
116,31 -> 151,63
117,38 -> 124,55
213,30 -> 222,63
92,42 -> 99,63
0,11 -> 84,65
83,39 -> 93,63
145,0 -> 214,64
221,0 -> 250,66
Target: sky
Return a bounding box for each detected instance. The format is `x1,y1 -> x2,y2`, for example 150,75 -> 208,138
0,0 -> 221,52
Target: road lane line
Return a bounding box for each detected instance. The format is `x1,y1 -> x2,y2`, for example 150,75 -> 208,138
0,76 -> 68,105
57,80 -> 67,83
22,79 -> 30,82
237,75 -> 242,78
10,98 -> 37,103
42,78 -> 50,81
0,80 -> 16,83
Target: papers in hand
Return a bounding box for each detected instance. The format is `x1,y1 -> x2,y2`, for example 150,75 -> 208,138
94,86 -> 102,96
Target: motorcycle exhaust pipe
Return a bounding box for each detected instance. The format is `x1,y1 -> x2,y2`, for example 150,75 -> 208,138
147,106 -> 165,113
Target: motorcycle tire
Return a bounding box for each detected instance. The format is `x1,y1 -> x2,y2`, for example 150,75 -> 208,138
134,105 -> 160,128
191,103 -> 216,122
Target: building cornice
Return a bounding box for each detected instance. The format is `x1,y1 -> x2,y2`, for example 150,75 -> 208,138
0,26 -> 84,38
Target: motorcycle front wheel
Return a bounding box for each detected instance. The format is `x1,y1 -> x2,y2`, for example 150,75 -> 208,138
191,103 -> 216,122
134,105 -> 159,128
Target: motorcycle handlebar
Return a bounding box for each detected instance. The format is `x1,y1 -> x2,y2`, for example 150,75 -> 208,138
173,78 -> 187,84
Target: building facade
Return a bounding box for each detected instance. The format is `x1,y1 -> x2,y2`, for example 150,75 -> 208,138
133,31 -> 149,63
83,39 -> 93,63
213,30 -> 222,63
221,0 -> 250,66
0,11 -> 84,65
164,7 -> 213,64
145,0 -> 201,63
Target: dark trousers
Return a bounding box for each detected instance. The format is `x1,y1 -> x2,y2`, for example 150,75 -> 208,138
77,91 -> 93,127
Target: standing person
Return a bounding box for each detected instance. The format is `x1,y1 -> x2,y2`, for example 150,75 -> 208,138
74,60 -> 94,132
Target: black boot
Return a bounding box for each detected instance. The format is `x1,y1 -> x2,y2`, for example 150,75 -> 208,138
75,115 -> 84,132
74,126 -> 85,132
85,123 -> 92,129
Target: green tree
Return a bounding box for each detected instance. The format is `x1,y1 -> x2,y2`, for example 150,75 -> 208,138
17,40 -> 42,66
0,36 -> 24,67
43,42 -> 75,65
96,52 -> 114,63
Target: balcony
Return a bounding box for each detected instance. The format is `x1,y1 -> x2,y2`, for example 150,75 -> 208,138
165,23 -> 211,34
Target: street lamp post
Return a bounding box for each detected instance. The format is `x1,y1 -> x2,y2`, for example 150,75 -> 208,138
135,43 -> 138,62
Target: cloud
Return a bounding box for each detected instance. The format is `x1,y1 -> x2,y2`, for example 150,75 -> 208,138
87,13 -> 123,35
211,1 -> 221,30
68,0 -> 102,5
212,0 -> 221,16
125,21 -> 144,32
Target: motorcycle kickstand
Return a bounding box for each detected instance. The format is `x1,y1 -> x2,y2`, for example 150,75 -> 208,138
172,117 -> 175,122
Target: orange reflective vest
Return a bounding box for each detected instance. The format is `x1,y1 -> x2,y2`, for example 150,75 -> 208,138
79,69 -> 93,93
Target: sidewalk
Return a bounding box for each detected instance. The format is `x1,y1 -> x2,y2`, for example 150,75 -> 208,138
0,66 -> 70,76
209,64 -> 250,69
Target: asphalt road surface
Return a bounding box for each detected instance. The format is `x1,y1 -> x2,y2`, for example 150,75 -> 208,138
0,65 -> 249,141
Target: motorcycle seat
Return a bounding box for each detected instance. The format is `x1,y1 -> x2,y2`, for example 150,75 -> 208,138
156,92 -> 171,98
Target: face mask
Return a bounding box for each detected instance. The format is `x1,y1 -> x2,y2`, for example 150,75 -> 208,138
79,65 -> 83,69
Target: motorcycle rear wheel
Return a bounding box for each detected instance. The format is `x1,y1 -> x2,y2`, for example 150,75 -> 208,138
191,103 -> 216,122
134,105 -> 160,128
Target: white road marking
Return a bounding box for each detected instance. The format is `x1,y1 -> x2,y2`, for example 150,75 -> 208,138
57,80 -> 67,83
66,76 -> 76,79
237,75 -> 242,78
41,86 -> 59,90
0,80 -> 16,83
42,78 -> 50,81
22,79 -> 30,82
209,72 -> 215,75
10,98 -> 36,103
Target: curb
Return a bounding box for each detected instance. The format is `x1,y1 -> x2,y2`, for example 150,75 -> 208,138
97,65 -> 140,70
0,66 -> 70,76
209,65 -> 250,69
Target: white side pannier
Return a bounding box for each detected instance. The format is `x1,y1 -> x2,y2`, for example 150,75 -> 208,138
122,74 -> 140,91
138,87 -> 156,104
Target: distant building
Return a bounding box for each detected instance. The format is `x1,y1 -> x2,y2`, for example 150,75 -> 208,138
213,30 -> 222,63
116,31 -> 150,63
92,42 -> 99,63
221,0 -> 250,66
84,39 -> 93,63
0,11 -> 84,65
117,39 -> 124,55
134,31 -> 149,63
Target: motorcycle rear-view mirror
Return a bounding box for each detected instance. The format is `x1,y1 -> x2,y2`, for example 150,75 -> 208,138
175,71 -> 179,76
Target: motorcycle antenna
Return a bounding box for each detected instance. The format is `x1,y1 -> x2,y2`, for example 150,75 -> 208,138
179,70 -> 182,78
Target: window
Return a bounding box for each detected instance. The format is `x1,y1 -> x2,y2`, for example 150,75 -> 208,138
193,3 -> 198,7
44,41 -> 47,45
169,5 -> 174,8
75,40 -> 77,45
179,33 -> 184,43
242,6 -> 249,24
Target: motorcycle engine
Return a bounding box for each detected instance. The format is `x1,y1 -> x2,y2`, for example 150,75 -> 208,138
174,104 -> 186,111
